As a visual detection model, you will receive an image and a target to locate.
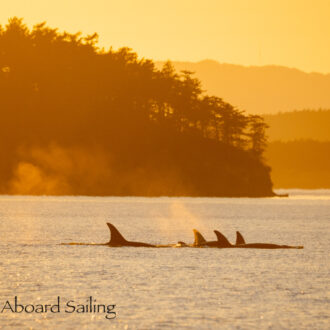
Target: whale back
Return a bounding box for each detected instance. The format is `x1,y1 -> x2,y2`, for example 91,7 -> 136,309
107,223 -> 128,245
193,229 -> 207,246
214,230 -> 232,247
236,231 -> 246,245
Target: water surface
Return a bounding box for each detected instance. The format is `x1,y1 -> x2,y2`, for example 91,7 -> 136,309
0,190 -> 329,329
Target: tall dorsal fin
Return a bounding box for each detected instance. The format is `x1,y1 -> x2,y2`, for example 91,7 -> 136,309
107,223 -> 127,245
214,230 -> 232,247
236,231 -> 246,245
193,229 -> 207,246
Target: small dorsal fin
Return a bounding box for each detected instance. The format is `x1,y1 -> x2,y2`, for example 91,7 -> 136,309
236,231 -> 246,245
193,229 -> 207,246
107,223 -> 127,245
214,230 -> 232,247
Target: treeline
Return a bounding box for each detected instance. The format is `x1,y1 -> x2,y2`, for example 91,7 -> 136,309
265,140 -> 330,188
0,18 -> 273,196
263,110 -> 330,141
156,61 -> 330,114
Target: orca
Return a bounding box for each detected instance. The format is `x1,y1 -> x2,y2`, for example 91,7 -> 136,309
176,241 -> 188,247
192,229 -> 219,247
156,241 -> 189,248
61,223 -> 155,247
106,223 -> 155,247
235,231 -> 246,245
107,223 -> 194,248
62,222 -> 191,248
61,223 -> 303,249
213,230 -> 304,249
192,229 -> 245,248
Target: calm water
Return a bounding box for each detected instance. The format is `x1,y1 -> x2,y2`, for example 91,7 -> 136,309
0,190 -> 329,329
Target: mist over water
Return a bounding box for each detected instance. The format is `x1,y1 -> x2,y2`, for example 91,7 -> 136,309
0,190 -> 329,329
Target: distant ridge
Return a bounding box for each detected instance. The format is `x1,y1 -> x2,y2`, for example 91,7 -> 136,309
263,110 -> 330,141
156,60 -> 330,114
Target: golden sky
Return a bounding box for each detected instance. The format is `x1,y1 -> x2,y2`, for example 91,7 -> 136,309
1,0 -> 330,73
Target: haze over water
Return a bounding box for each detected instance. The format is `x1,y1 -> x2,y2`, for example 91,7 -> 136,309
0,190 -> 329,329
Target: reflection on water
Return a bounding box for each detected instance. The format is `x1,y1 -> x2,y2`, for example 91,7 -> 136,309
275,189 -> 330,199
0,190 -> 329,329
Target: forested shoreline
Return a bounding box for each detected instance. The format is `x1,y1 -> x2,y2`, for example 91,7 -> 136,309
263,110 -> 330,141
265,140 -> 330,189
262,110 -> 330,189
0,18 -> 274,196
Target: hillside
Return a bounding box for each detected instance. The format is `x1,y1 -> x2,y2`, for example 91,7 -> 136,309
263,110 -> 330,188
263,110 -> 330,141
156,60 -> 330,114
0,18 -> 274,197
266,140 -> 330,189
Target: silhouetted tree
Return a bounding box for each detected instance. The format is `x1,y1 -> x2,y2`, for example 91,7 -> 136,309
247,115 -> 269,156
0,18 -> 273,196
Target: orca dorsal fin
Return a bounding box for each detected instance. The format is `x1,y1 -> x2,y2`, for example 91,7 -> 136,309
193,229 -> 207,246
107,223 -> 127,245
236,231 -> 246,245
214,230 -> 232,247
